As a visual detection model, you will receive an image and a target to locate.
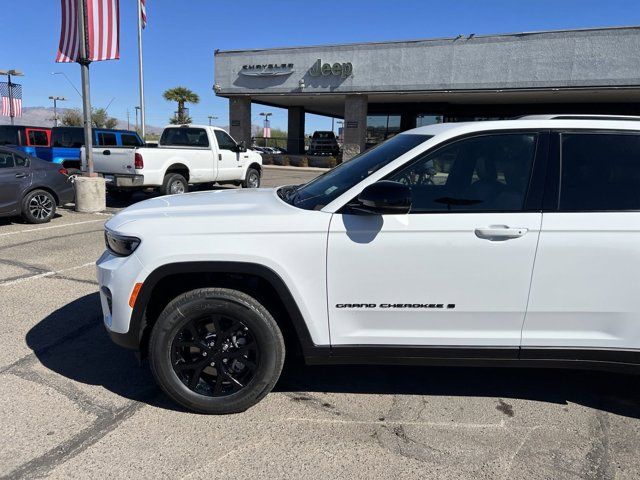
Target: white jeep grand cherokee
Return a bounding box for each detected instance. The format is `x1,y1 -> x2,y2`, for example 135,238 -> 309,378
98,115 -> 640,414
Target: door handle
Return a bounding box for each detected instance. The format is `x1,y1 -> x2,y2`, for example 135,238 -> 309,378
474,225 -> 528,240
218,154 -> 222,161
103,150 -> 111,155
15,173 -> 28,178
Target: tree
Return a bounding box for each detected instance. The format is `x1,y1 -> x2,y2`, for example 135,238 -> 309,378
60,109 -> 83,126
59,107 -> 118,128
91,108 -> 118,128
163,86 -> 199,125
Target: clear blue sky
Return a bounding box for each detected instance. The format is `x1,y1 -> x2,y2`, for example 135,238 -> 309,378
4,0 -> 640,133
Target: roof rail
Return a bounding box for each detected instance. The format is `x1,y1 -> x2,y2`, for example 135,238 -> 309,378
519,114 -> 640,121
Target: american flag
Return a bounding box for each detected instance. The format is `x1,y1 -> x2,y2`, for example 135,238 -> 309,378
140,0 -> 146,29
0,82 -> 22,118
56,0 -> 120,63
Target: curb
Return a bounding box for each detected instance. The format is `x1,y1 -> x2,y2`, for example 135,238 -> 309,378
263,165 -> 330,173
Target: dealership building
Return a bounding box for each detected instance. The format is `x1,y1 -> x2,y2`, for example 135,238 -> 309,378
214,26 -> 640,159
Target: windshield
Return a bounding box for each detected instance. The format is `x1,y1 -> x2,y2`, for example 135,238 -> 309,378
282,134 -> 432,210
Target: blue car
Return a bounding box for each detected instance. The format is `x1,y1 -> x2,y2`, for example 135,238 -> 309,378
0,125 -> 52,158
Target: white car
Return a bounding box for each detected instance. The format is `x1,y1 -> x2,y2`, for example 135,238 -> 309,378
86,125 -> 263,195
98,115 -> 640,414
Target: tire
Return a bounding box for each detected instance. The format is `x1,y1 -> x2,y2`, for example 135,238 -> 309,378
149,288 -> 285,414
160,173 -> 188,196
21,189 -> 56,224
242,167 -> 261,188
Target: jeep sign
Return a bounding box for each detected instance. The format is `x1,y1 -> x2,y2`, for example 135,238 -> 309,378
309,59 -> 353,79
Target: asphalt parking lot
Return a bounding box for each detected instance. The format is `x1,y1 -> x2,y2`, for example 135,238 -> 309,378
1,166 -> 640,479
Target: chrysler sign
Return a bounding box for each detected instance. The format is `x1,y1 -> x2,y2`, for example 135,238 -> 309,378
240,63 -> 294,77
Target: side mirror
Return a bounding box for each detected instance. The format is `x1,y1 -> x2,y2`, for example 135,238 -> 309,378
354,180 -> 411,215
237,141 -> 247,152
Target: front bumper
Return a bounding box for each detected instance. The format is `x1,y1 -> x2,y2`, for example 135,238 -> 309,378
96,249 -> 147,350
103,174 -> 145,189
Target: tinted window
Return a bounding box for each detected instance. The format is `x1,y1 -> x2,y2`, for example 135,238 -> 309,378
13,152 -> 27,167
560,133 -> 640,211
97,132 -> 117,146
160,128 -> 209,147
52,128 -> 84,148
0,151 -> 15,168
388,133 -> 537,212
214,130 -> 237,151
286,134 -> 432,210
121,133 -> 142,147
28,130 -> 49,146
0,127 -> 19,146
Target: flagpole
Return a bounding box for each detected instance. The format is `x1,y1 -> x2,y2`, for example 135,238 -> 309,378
77,0 -> 94,176
136,0 -> 146,141
7,73 -> 14,125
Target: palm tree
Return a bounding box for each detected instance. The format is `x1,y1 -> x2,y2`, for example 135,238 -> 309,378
163,86 -> 200,124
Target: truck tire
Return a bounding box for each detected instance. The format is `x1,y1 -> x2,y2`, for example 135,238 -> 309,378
242,168 -> 261,188
160,173 -> 188,195
21,189 -> 56,224
149,288 -> 285,414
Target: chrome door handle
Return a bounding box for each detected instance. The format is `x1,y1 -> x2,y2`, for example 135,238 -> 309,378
474,225 -> 528,240
103,150 -> 111,155
15,173 -> 28,178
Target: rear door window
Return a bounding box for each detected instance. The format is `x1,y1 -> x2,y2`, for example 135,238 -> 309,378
559,132 -> 640,211
27,129 -> 49,146
52,128 -> 84,148
0,128 -> 19,146
160,128 -> 209,147
97,132 -> 118,146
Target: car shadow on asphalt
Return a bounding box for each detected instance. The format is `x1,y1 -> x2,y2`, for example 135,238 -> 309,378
26,293 -> 640,418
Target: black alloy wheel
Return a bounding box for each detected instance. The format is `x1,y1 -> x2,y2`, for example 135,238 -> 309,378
171,314 -> 259,396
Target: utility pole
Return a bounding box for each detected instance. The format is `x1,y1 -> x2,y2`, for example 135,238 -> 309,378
0,70 -> 24,126
126,109 -> 130,130
77,0 -> 94,176
136,0 -> 146,140
48,95 -> 66,127
135,106 -> 140,132
208,115 -> 218,126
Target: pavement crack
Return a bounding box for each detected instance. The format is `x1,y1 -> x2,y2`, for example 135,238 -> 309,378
1,400 -> 150,480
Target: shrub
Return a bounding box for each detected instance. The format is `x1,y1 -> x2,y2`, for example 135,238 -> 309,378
300,157 -> 309,168
328,156 -> 337,168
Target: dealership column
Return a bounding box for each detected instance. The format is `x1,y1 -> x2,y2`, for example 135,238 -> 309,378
343,94 -> 367,161
229,97 -> 252,147
287,106 -> 305,155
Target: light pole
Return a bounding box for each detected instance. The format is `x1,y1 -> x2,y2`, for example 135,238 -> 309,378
208,115 -> 218,126
48,96 -> 66,127
259,112 -> 272,147
337,120 -> 344,143
51,72 -> 82,98
0,69 -> 24,126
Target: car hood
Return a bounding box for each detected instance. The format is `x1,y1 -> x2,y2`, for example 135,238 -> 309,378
105,188 -> 326,236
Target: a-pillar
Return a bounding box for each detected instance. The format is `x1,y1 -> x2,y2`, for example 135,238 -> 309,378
229,96 -> 251,147
343,94 -> 368,161
287,106 -> 305,155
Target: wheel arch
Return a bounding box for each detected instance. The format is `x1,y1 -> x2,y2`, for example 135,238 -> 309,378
124,262 -> 322,359
164,162 -> 190,181
22,185 -> 60,208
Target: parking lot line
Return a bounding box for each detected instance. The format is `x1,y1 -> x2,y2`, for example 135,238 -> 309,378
0,262 -> 95,287
0,219 -> 107,238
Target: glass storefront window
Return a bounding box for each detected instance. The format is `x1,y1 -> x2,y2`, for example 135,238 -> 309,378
416,115 -> 443,127
366,114 -> 401,146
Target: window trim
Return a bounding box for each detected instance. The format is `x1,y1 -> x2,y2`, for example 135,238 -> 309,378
338,129 -> 550,215
549,129 -> 640,213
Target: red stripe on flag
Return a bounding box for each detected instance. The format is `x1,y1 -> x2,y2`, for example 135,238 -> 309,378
106,0 -> 114,61
114,0 -> 120,58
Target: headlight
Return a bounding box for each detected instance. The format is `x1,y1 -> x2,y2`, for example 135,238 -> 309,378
104,229 -> 141,257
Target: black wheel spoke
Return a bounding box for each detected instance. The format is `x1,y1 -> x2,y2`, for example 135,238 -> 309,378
171,314 -> 259,397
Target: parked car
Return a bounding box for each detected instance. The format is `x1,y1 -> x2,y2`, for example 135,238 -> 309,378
0,147 -> 74,223
41,127 -> 143,177
0,125 -> 52,158
99,114 -> 640,414
308,130 -> 340,156
250,146 -> 266,153
86,125 -> 263,195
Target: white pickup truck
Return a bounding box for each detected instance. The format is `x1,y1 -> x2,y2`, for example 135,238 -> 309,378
85,125 -> 263,195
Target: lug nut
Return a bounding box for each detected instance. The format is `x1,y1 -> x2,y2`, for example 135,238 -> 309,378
202,352 -> 207,357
